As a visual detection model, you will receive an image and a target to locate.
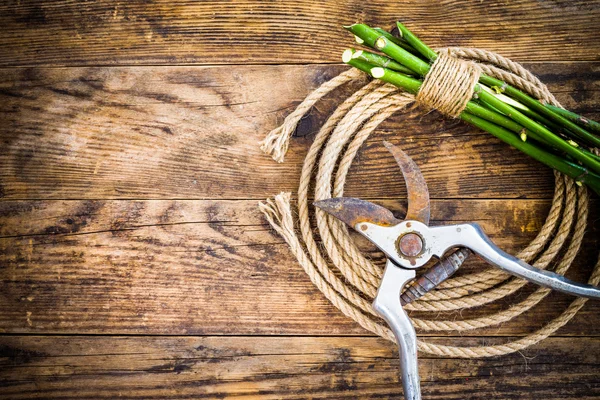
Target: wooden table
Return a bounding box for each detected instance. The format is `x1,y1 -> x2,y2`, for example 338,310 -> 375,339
1,1 -> 599,398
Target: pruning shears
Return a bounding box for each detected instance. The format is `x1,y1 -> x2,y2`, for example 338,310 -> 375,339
314,141 -> 600,400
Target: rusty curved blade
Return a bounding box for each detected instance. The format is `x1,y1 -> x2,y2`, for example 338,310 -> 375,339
383,141 -> 430,225
313,198 -> 401,228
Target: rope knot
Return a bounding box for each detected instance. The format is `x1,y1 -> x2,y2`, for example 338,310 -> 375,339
416,49 -> 481,118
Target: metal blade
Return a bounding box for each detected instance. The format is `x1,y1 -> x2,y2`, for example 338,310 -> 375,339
383,141 -> 430,225
313,197 -> 401,228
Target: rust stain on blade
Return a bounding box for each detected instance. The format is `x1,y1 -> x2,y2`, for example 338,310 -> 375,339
383,141 -> 430,225
313,198 -> 401,228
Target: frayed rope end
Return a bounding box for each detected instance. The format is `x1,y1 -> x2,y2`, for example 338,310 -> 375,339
258,192 -> 295,240
260,126 -> 292,164
260,69 -> 363,163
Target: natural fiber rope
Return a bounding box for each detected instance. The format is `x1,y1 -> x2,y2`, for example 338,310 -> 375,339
258,46 -> 599,358
416,49 -> 481,117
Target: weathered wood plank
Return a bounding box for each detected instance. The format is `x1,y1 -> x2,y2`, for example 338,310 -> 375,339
1,0 -> 599,66
0,335 -> 598,399
0,199 -> 597,336
1,63 -> 598,200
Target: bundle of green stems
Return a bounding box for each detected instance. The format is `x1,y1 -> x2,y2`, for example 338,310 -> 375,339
343,23 -> 600,195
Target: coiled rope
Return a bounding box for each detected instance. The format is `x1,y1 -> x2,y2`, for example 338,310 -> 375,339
258,47 -> 600,358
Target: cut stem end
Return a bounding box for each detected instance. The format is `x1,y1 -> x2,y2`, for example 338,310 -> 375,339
371,67 -> 385,78
342,49 -> 354,63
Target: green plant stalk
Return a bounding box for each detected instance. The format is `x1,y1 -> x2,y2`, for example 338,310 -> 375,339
346,23 -> 600,191
476,88 -> 600,174
461,113 -> 600,195
471,101 -> 600,162
345,24 -> 431,76
368,65 -> 422,94
347,29 -> 600,173
344,57 -> 378,77
470,102 -> 600,162
464,97 -> 581,157
395,22 -> 438,61
544,104 -> 600,135
373,28 -> 422,56
486,97 -> 579,144
392,21 -> 600,149
479,75 -> 600,148
465,102 -> 550,145
518,106 -> 565,134
348,25 -> 600,173
364,65 -> 600,191
581,147 -> 600,163
350,49 -> 416,75
479,84 -> 530,111
468,104 -> 572,158
369,64 -> 566,151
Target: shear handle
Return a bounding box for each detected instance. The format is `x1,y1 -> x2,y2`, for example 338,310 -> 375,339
373,261 -> 421,400
428,223 -> 600,300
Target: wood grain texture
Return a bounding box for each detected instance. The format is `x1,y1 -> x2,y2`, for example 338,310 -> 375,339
1,63 -> 599,200
0,199 -> 597,336
1,0 -> 599,66
2,2 -> 600,397
0,335 -> 599,399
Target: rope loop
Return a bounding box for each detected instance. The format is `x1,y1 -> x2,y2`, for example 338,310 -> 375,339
258,47 -> 599,358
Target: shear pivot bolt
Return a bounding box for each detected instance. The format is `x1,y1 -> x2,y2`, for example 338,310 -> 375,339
398,233 -> 423,257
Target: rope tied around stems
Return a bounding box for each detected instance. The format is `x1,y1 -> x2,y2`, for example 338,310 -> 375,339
415,49 -> 481,117
258,47 -> 600,358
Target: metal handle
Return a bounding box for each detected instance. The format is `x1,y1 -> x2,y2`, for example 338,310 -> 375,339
427,223 -> 600,300
373,261 -> 421,400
